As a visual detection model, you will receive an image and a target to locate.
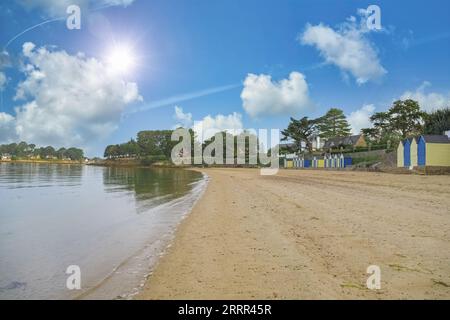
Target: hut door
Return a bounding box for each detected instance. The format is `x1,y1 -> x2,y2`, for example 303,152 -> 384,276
418,138 -> 426,166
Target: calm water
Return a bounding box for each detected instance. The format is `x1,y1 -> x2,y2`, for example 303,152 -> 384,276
0,163 -> 206,300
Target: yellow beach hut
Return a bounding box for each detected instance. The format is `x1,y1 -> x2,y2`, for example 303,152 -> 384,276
317,159 -> 324,168
417,135 -> 450,166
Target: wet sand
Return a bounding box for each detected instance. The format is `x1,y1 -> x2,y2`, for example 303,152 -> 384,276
138,168 -> 450,299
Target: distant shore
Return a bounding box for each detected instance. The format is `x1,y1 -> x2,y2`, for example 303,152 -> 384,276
138,168 -> 450,299
0,159 -> 84,165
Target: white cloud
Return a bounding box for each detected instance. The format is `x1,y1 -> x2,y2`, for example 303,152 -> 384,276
0,72 -> 6,91
300,14 -> 386,84
193,112 -> 243,142
22,42 -> 36,58
400,82 -> 450,112
172,107 -> 243,142
172,107 -> 244,142
173,106 -> 192,128
0,42 -> 142,148
241,72 -> 312,118
347,104 -> 375,135
0,112 -> 16,142
17,0 -> 134,17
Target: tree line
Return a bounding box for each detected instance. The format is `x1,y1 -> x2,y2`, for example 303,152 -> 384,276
282,100 -> 449,153
104,130 -> 182,161
0,142 -> 84,161
104,129 -> 262,165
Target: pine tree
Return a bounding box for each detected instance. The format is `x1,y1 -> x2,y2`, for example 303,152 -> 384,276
281,117 -> 319,152
318,108 -> 351,139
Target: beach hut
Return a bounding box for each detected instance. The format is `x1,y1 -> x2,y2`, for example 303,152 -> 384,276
317,159 -> 324,168
304,159 -> 311,168
403,138 -> 412,167
333,154 -> 338,168
339,154 -> 344,168
417,135 -> 450,166
410,137 -> 418,167
344,157 -> 352,168
286,159 -> 293,168
326,155 -> 332,168
397,140 -> 404,167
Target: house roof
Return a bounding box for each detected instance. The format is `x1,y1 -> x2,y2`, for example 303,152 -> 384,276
279,142 -> 297,149
324,135 -> 362,148
420,135 -> 450,144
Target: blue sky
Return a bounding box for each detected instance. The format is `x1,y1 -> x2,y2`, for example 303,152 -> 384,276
0,0 -> 449,156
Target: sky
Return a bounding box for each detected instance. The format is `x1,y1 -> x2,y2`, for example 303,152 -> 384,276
0,0 -> 449,156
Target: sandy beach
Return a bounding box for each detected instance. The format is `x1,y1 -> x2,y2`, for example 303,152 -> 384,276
138,168 -> 450,299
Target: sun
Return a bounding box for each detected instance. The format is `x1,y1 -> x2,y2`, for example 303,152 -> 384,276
106,44 -> 136,75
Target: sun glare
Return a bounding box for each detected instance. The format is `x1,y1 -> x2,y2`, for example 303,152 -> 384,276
106,44 -> 136,75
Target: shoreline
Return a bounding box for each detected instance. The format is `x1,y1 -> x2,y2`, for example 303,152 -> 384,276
77,171 -> 209,300
137,168 -> 450,299
0,159 -> 84,165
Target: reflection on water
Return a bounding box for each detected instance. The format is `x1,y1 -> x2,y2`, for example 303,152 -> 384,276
0,162 -> 83,189
103,167 -> 201,211
0,163 -> 205,300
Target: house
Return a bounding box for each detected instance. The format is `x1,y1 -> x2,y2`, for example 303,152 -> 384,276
323,135 -> 367,150
417,135 -> 450,167
305,134 -> 324,151
1,154 -> 11,161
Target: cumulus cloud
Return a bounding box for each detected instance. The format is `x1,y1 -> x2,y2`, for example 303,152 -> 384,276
0,112 -> 16,142
0,42 -> 142,148
17,0 -> 135,17
193,112 -> 243,142
400,82 -> 450,112
173,107 -> 243,142
347,104 -> 375,134
300,13 -> 386,84
173,106 -> 192,128
241,72 -> 312,118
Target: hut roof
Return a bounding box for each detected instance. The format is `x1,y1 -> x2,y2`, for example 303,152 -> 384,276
421,135 -> 450,144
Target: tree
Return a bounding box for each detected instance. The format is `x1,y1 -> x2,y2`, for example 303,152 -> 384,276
65,147 -> 84,160
362,111 -> 393,143
137,130 -> 176,159
281,117 -> 318,153
388,99 -> 425,138
361,128 -> 379,144
362,100 -> 426,147
104,145 -> 118,158
57,147 -> 67,159
424,108 -> 450,135
41,146 -> 56,158
317,108 -> 351,139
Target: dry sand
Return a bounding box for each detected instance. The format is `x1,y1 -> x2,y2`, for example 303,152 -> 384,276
138,168 -> 450,299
